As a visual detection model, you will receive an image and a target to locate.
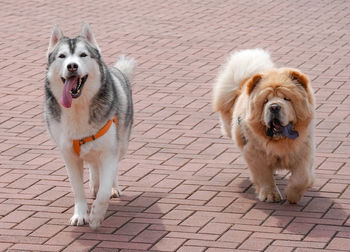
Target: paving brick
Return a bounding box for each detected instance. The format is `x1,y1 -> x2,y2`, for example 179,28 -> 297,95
30,224 -> 64,238
115,223 -> 149,236
9,244 -> 64,251
199,222 -> 231,235
132,229 -> 167,243
14,217 -> 48,230
151,237 -> 186,251
0,0 -> 350,251
63,239 -> 100,252
218,229 -> 252,243
327,237 -> 350,250
162,209 -> 193,220
239,237 -> 272,250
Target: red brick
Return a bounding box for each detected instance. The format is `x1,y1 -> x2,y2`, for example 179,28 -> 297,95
0,243 -> 12,251
98,241 -> 151,250
63,240 -> 99,252
180,212 -> 212,226
219,230 -> 251,243
14,217 -> 48,230
10,244 -> 64,251
132,229 -> 167,243
177,246 -> 206,252
327,238 -> 350,250
0,210 -> 33,222
199,222 -> 231,234
265,246 -> 294,252
188,190 -> 217,201
45,231 -> 83,245
239,237 -> 272,250
115,223 -> 148,236
30,224 -> 64,237
151,237 -> 186,251
162,209 -> 193,220
0,1 -> 350,251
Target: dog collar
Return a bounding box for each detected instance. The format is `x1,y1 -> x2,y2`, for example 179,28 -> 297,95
73,116 -> 118,155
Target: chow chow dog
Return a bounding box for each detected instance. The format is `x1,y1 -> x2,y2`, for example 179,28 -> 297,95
213,49 -> 315,203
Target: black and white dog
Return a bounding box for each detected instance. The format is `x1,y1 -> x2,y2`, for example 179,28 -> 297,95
45,23 -> 135,229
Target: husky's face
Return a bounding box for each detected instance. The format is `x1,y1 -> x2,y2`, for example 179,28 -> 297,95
46,23 -> 102,108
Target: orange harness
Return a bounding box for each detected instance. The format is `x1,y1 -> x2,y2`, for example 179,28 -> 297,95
73,116 -> 118,156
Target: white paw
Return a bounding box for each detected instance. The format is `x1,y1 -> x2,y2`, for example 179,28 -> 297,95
88,201 -> 108,230
258,187 -> 282,202
285,187 -> 303,204
110,187 -> 122,198
89,211 -> 105,230
70,212 -> 89,226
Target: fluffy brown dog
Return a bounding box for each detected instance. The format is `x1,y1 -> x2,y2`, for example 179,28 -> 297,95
213,49 -> 315,203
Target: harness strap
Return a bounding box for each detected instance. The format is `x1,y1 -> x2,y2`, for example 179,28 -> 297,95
73,116 -> 118,155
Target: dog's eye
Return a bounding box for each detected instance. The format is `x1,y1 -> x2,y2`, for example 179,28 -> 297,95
264,99 -> 268,104
80,53 -> 88,57
58,54 -> 66,59
284,97 -> 291,102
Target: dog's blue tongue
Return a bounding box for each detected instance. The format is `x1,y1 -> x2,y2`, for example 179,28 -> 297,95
282,123 -> 299,139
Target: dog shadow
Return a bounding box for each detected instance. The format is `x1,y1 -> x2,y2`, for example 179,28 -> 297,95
63,192 -> 165,251
235,175 -> 348,239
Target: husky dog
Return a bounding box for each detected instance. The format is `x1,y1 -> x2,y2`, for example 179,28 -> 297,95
45,23 -> 135,229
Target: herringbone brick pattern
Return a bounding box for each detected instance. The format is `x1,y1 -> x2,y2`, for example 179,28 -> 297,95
0,0 -> 349,251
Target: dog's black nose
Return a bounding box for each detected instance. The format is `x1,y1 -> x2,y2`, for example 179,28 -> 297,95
270,103 -> 281,113
67,63 -> 78,73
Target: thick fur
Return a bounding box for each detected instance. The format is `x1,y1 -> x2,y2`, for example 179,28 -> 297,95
213,49 -> 315,203
45,23 -> 135,229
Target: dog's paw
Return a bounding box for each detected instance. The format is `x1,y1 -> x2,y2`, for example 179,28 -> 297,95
285,187 -> 303,204
258,187 -> 282,202
110,187 -> 122,198
70,212 -> 89,226
88,201 -> 108,230
89,210 -> 105,230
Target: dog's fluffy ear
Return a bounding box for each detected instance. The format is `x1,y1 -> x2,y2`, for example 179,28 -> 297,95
81,22 -> 100,52
48,25 -> 63,56
289,70 -> 309,90
247,74 -> 262,94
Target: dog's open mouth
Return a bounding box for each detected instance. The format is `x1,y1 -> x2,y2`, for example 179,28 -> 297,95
60,75 -> 88,108
266,119 -> 299,139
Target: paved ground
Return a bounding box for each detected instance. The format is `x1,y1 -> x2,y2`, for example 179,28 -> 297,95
0,0 -> 349,251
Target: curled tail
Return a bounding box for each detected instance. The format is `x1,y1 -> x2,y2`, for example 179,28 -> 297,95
114,55 -> 136,82
213,49 -> 275,137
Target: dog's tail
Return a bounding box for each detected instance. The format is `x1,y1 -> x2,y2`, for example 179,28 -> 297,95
114,55 -> 136,82
213,48 -> 274,137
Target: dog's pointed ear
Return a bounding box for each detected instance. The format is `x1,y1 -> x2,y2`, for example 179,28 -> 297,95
289,70 -> 309,90
247,74 -> 262,95
81,22 -> 100,52
48,25 -> 63,56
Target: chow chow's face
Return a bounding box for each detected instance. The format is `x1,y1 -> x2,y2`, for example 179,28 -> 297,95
246,68 -> 314,140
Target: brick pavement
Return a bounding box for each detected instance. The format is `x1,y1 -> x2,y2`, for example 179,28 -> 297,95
0,0 -> 349,251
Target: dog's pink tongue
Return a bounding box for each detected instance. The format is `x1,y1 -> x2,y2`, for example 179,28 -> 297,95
61,77 -> 78,108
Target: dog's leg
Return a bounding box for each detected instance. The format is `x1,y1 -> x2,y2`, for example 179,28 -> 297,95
285,163 -> 314,204
219,111 -> 233,138
88,163 -> 99,198
111,177 -> 121,198
89,154 -> 118,230
63,153 -> 88,226
247,160 -> 282,202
